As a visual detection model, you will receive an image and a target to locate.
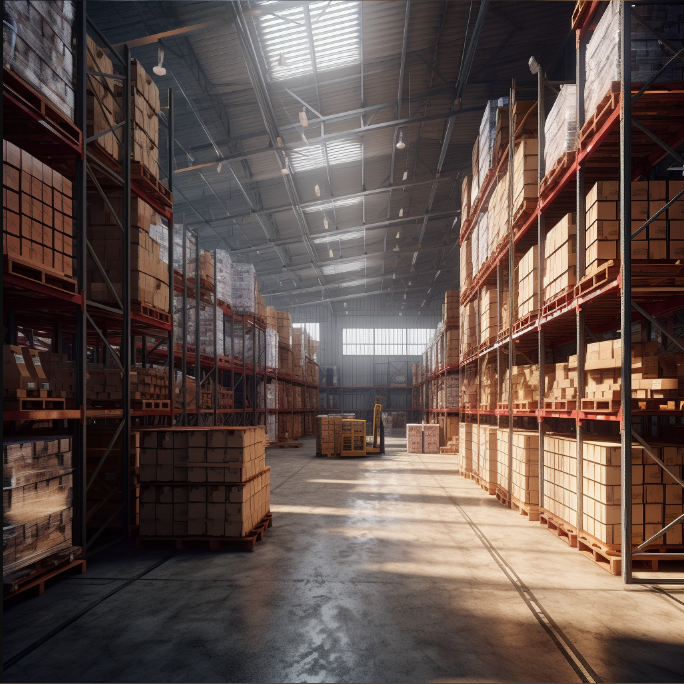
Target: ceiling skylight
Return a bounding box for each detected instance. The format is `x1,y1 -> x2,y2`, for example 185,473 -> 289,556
312,229 -> 364,244
321,258 -> 366,276
258,1 -> 361,81
303,196 -> 362,213
290,140 -> 362,173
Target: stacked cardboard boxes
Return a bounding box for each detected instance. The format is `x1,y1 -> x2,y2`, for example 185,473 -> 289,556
139,427 -> 270,538
87,195 -> 169,312
3,141 -> 74,276
459,301 -> 477,360
316,415 -> 342,456
585,181 -> 619,275
543,434 -> 578,527
513,138 -> 538,218
480,285 -> 498,345
277,311 -> 292,348
544,359 -> 578,408
130,59 -> 161,176
406,424 -> 441,454
487,171 -> 509,251
516,245 -> 539,319
501,364 -> 539,408
478,425 -> 498,492
543,213 -> 577,300
480,357 -> 498,409
459,422 -> 476,475
3,436 -> 74,578
497,429 -> 539,511
461,176 -> 471,224
631,180 -> 684,261
460,235 -> 473,290
461,365 -> 478,406
444,289 -> 460,325
38,351 -> 75,397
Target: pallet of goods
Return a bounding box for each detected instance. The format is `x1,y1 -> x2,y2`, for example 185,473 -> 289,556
316,415 -> 342,457
541,84 -> 577,194
516,244 -> 539,320
459,422 -> 476,475
512,138 -> 538,221
544,359 -> 578,410
138,427 -> 271,550
3,141 -> 74,285
479,357 -> 498,410
459,300 -> 477,361
478,425 -> 497,494
88,195 -> 169,314
3,436 -> 81,597
500,364 -> 539,411
479,285 -> 497,347
406,423 -> 441,455
444,288 -> 459,326
543,212 -> 577,301
496,429 -> 539,520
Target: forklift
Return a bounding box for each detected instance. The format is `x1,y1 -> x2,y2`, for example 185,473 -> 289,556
365,403 -> 385,455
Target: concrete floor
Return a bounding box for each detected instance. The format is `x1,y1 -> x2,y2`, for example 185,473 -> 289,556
4,433 -> 684,683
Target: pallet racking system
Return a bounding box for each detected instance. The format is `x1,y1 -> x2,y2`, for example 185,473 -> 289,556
455,1 -> 684,584
2,5 -> 319,567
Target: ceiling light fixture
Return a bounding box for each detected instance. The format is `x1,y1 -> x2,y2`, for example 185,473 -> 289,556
329,249 -> 334,258
528,56 -> 541,75
402,170 -> 408,181
281,156 -> 290,174
216,161 -> 222,173
399,207 -> 404,217
392,273 -> 396,280
399,312 -> 403,316
408,280 -> 411,285
427,287 -> 431,294
323,216 -> 329,230
299,107 -> 309,127
393,244 -> 400,251
421,300 -> 426,307
396,231 -> 400,239
301,133 -> 309,145
278,52 -> 288,67
396,131 -> 405,150
403,293 -> 406,299
153,44 -> 166,76
315,184 -> 321,197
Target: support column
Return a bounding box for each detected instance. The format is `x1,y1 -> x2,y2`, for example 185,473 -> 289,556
537,66 -> 546,515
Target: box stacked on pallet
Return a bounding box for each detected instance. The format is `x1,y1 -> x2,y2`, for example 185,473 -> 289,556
480,357 -> 498,409
459,422 -> 477,475
543,434 -> 577,527
3,142 -> 74,276
444,289 -> 460,325
131,369 -> 169,403
265,306 -> 278,331
139,427 -> 270,538
198,250 -> 214,286
406,424 -> 424,454
478,425 -> 498,492
471,137 -> 480,205
478,98 -> 508,191
3,1 -> 75,120
543,84 -> 577,174
86,35 -> 122,162
185,298 -> 224,356
516,245 -> 539,319
585,181 -> 619,275
584,2 -> 684,123
88,195 -> 169,312
291,327 -> 304,380
497,429 -> 539,510
581,439 -> 647,545
487,170 -> 509,252
513,138 -> 538,218
423,424 -> 441,454
316,415 -> 339,456
266,328 -> 278,370
38,352 -> 75,398
460,364 -> 478,407
544,359 -> 578,409
231,263 -> 257,314
277,311 -> 292,348
461,176 -> 471,224
543,213 -> 577,300
501,364 -> 539,409
446,374 -> 459,408
631,180 -> 684,261
460,235 -> 473,290
459,301 -> 477,360
476,212 -> 489,275
444,329 -> 459,368
130,59 -> 161,176
3,437 -> 74,580
480,285 -> 497,346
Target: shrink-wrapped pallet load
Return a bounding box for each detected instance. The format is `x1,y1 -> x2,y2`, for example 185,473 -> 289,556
543,84 -> 577,174
516,244 -> 539,319
3,1 -> 75,121
478,425 -> 498,492
480,285 -> 497,346
543,434 -> 578,527
231,263 -> 257,314
513,138 -> 538,218
461,176 -> 471,224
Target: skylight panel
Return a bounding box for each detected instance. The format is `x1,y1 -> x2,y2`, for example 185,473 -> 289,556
303,197 -> 362,213
321,258 -> 365,275
258,1 -> 361,81
312,229 -> 364,244
290,140 -> 362,173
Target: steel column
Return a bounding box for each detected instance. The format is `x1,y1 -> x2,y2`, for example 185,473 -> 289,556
507,81 -> 515,503
619,2 -> 633,584
213,250 -> 218,425
537,65 -> 546,514
167,88 -> 174,425
74,0 -> 87,550
182,217 -> 188,426
195,230 -> 201,419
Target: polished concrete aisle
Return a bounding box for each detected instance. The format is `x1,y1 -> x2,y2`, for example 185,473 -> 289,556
4,434 -> 684,683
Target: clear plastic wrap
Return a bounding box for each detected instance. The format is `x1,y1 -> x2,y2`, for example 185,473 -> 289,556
266,328 -> 278,369
544,84 -> 577,172
584,2 -> 684,121
215,249 -> 232,305
231,263 -> 257,314
478,97 -> 509,191
3,1 -> 75,120
181,297 -> 224,355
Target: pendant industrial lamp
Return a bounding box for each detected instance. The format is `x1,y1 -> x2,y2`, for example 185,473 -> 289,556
153,44 -> 166,76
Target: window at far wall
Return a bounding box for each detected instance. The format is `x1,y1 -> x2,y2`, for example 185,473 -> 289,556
343,329 -> 434,355
292,322 -> 320,342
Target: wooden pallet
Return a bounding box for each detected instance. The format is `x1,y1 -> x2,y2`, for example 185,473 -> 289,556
4,548 -> 85,601
631,398 -> 684,411
576,532 -> 622,575
575,260 -> 619,298
494,487 -> 539,521
136,512 -> 272,552
267,441 -> 303,448
4,397 -> 66,411
543,400 -> 576,411
132,399 -> 171,411
512,197 -> 537,225
131,161 -> 173,208
131,301 -> 171,325
4,389 -> 66,399
539,509 -> 578,547
512,309 -> 539,335
513,400 -> 538,411
4,255 -> 77,294
580,398 -> 620,413
539,150 -> 577,197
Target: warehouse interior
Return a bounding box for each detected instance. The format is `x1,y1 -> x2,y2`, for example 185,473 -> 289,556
3,0 -> 684,682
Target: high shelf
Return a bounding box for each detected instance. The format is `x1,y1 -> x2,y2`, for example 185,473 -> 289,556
457,2 -> 684,583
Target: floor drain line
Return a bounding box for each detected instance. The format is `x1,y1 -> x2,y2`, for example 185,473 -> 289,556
3,550 -> 178,671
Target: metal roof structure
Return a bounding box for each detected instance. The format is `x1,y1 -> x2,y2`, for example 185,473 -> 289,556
89,0 -> 574,314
